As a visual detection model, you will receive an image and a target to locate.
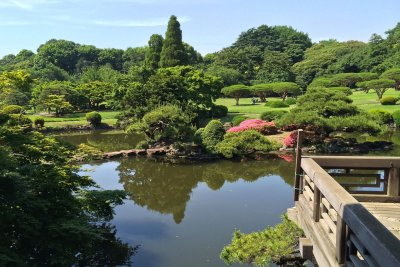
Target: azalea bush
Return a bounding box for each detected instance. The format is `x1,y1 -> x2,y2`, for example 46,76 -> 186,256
283,131 -> 298,148
227,119 -> 278,135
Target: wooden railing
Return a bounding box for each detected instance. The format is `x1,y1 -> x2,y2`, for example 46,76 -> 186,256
292,130 -> 400,266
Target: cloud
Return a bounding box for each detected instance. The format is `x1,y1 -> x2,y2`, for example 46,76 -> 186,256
92,16 -> 190,27
0,0 -> 58,10
0,20 -> 30,26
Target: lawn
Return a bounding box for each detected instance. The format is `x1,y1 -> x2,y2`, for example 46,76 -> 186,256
27,111 -> 119,128
214,97 -> 292,119
349,89 -> 400,113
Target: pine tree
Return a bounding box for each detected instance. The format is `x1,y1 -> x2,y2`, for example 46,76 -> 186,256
160,15 -> 187,67
145,34 -> 164,70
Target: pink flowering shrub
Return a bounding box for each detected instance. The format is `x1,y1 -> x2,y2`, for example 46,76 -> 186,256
283,130 -> 297,148
227,119 -> 277,135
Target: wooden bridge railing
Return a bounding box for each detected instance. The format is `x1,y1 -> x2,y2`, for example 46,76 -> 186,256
292,130 -> 400,266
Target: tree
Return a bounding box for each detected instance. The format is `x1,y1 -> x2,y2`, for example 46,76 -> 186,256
356,78 -> 396,99
270,82 -> 301,101
98,48 -> 124,71
160,15 -> 187,67
205,65 -> 243,86
221,84 -> 251,105
145,34 -> 164,70
255,51 -> 294,83
123,46 -> 147,71
250,84 -> 274,102
0,70 -> 34,107
77,81 -> 113,108
183,42 -> 203,65
380,68 -> 400,89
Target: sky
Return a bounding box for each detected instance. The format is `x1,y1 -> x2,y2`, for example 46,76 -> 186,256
0,0 -> 399,57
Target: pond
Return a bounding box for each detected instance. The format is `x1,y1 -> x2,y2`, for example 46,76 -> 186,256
80,157 -> 295,267
56,129 -> 400,266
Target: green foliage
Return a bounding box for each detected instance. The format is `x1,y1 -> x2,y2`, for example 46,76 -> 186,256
86,111 -> 102,126
221,84 -> 251,105
255,51 -> 294,83
0,112 -> 10,125
0,70 -> 34,107
200,120 -> 226,153
74,143 -> 103,161
264,101 -> 289,108
160,15 -> 187,67
220,215 -> 303,266
270,82 -> 301,100
145,34 -> 164,70
6,114 -> 32,127
128,105 -> 194,144
2,105 -> 23,114
285,97 -> 297,105
209,105 -> 228,118
206,65 -> 243,86
232,115 -> 247,126
0,125 -> 135,266
357,78 -> 396,99
33,117 -> 45,127
250,84 -> 274,102
380,68 -> 400,89
216,130 -> 278,158
392,110 -> 400,127
327,114 -> 382,134
260,110 -> 288,121
369,110 -> 393,124
380,96 -> 399,105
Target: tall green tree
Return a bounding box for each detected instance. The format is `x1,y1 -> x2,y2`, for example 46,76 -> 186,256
159,15 -> 187,67
145,34 -> 164,70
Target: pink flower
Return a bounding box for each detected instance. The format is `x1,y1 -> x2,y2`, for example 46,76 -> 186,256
284,131 -> 297,148
227,119 -> 277,135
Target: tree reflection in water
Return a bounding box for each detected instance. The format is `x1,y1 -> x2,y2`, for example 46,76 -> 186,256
116,156 -> 295,224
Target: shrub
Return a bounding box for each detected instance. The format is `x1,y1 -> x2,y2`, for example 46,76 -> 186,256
264,101 -> 289,108
201,120 -> 226,153
327,114 -> 382,134
393,110 -> 400,127
86,111 -> 102,126
284,131 -> 298,148
128,105 -> 193,144
216,130 -> 278,158
260,110 -> 288,122
231,115 -> 247,126
0,112 -> 10,125
193,128 -> 204,145
209,105 -> 228,118
2,105 -> 23,114
228,119 -> 278,135
285,98 -> 297,105
33,117 -> 45,128
277,111 -> 327,130
7,114 -> 32,127
135,140 -> 150,149
369,110 -> 393,124
74,144 -> 103,161
380,96 -> 399,105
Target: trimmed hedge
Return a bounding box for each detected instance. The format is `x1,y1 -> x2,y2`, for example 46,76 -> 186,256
264,101 -> 289,108
86,111 -> 102,126
2,105 -> 23,114
210,105 -> 228,118
7,114 -> 32,127
260,110 -> 288,122
33,117 -> 45,128
380,96 -> 398,105
369,110 -> 393,124
201,120 -> 226,153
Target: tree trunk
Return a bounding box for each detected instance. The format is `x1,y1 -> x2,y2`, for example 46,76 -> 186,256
235,97 -> 239,106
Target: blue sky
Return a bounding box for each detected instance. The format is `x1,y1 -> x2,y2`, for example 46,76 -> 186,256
0,0 -> 399,57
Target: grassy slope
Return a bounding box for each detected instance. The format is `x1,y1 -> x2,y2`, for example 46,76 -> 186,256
349,89 -> 400,113
27,111 -> 119,128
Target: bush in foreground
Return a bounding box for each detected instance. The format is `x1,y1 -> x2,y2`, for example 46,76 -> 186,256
216,130 -> 278,158
86,111 -> 102,126
220,215 -> 303,266
200,120 -> 226,153
2,105 -> 23,114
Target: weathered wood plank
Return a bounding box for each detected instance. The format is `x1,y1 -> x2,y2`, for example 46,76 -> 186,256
294,129 -> 304,201
309,156 -> 400,169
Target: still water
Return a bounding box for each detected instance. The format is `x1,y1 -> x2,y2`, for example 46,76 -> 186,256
56,129 -> 399,266
56,130 -> 297,266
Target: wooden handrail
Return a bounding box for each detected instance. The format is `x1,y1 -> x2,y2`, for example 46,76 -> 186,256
300,157 -> 400,266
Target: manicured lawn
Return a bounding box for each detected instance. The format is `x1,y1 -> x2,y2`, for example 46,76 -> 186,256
349,89 -> 400,113
215,97 -> 292,118
27,111 -> 119,128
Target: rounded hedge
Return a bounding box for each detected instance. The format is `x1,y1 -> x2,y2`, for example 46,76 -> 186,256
210,105 -> 228,118
260,110 -> 288,121
380,96 -> 399,105
232,115 -> 247,126
2,105 -> 23,114
33,117 -> 45,128
264,101 -> 290,108
86,111 -> 102,126
201,120 -> 226,153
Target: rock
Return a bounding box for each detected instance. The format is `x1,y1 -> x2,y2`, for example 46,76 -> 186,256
104,151 -> 123,158
147,147 -> 168,156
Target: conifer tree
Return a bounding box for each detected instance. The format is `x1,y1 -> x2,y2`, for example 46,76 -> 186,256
160,15 -> 187,67
145,34 -> 164,70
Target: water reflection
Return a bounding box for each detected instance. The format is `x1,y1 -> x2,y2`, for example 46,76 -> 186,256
116,157 -> 295,224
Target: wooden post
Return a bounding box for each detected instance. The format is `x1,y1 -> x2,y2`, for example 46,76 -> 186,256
387,167 -> 400,196
336,214 -> 347,264
313,187 -> 321,222
294,129 -> 304,201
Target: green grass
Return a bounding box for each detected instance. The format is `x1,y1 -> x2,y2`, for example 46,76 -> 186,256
349,89 -> 400,113
214,97 -> 291,118
27,111 -> 119,129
